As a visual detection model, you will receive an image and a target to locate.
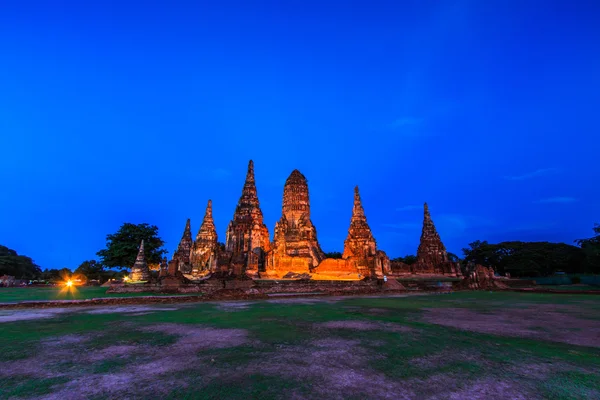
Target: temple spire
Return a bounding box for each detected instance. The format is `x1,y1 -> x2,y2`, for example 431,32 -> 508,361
204,200 -> 213,222
246,160 -> 255,184
225,160 -> 271,270
236,160 -> 260,210
416,202 -> 448,265
136,240 -> 145,261
184,218 -> 191,237
421,202 -> 438,236
173,218 -> 193,270
342,186 -> 377,261
353,186 -> 366,219
130,239 -> 150,281
197,200 -> 216,240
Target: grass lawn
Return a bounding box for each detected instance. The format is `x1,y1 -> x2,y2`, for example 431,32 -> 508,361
0,286 -> 199,303
0,292 -> 599,399
538,285 -> 600,291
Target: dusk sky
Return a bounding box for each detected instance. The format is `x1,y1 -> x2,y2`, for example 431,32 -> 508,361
1,0 -> 599,270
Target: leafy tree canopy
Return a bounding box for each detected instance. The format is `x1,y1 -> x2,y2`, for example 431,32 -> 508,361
462,240 -> 588,277
74,260 -> 105,281
391,255 -> 417,265
447,252 -> 461,263
0,245 -> 42,279
97,223 -> 167,269
40,268 -> 72,283
575,223 -> 600,273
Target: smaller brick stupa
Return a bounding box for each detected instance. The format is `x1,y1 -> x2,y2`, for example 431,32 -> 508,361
130,240 -> 150,282
190,200 -> 219,277
411,203 -> 461,276
173,218 -> 193,273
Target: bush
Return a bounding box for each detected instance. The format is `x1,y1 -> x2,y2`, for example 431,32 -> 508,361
571,276 -> 582,284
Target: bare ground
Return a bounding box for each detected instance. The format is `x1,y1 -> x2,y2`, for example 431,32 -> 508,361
0,323 -> 251,400
0,308 -> 71,323
2,297 -> 599,399
84,305 -> 180,314
422,304 -> 600,348
318,320 -> 413,332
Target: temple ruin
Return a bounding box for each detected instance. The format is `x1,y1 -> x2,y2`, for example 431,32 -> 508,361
130,240 -> 150,282
391,202 -> 461,276
152,160 -> 460,282
172,219 -> 193,273
266,169 -> 326,277
189,200 -> 219,278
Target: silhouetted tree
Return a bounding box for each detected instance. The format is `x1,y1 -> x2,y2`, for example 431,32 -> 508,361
392,255 -> 417,265
462,241 -> 586,277
447,252 -> 461,263
40,268 -> 72,283
74,260 -> 105,282
0,245 -> 42,279
575,223 -> 600,274
97,223 -> 167,269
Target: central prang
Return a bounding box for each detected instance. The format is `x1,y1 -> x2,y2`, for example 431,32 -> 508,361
268,169 -> 326,272
282,169 -> 311,225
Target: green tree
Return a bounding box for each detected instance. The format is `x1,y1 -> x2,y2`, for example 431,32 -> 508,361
392,255 -> 417,265
74,260 -> 105,282
40,268 -> 72,283
97,223 -> 167,269
575,223 -> 600,274
447,252 -> 461,263
0,245 -> 42,279
462,240 -> 586,277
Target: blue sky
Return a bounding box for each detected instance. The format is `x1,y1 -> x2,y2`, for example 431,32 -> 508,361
1,0 -> 599,269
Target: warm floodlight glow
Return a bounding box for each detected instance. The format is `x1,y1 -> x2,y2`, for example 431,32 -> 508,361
58,276 -> 78,297
123,276 -> 130,282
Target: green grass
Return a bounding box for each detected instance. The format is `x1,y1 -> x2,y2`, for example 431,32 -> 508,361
1,292 -> 599,398
539,285 -> 600,291
0,286 -> 200,303
0,376 -> 70,398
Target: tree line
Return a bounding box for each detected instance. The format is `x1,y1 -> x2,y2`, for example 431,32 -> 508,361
390,223 -> 600,277
2,222 -> 599,282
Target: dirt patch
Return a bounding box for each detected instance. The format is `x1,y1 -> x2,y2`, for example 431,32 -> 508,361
2,323 -> 250,399
318,320 -> 413,333
423,305 -> 600,348
266,297 -> 329,305
87,345 -> 141,362
213,301 -> 254,311
444,378 -> 534,400
42,334 -> 89,347
142,323 -> 248,350
410,351 -> 486,370
0,308 -> 71,323
84,306 -> 180,314
246,338 -> 414,399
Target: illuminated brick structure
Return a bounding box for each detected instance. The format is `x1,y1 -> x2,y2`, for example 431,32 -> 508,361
130,240 -> 150,282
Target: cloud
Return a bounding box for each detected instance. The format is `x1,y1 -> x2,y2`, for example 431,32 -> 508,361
533,197 -> 577,204
504,168 -> 559,181
395,205 -> 422,212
